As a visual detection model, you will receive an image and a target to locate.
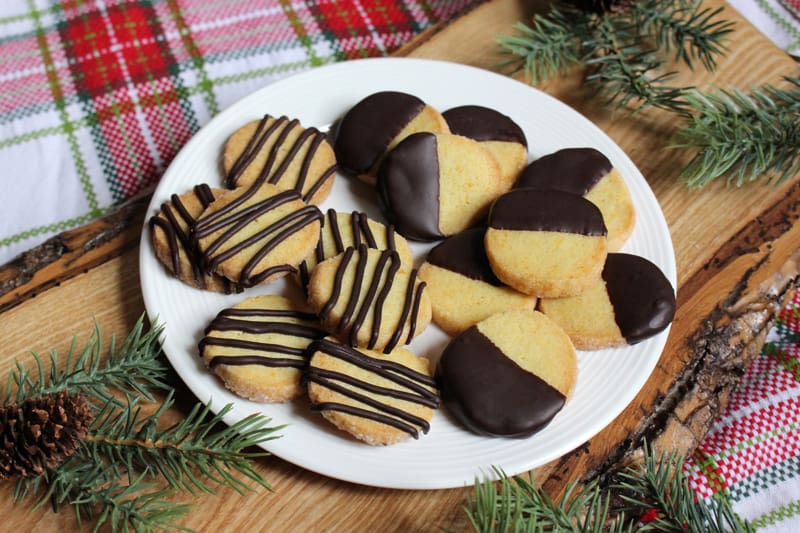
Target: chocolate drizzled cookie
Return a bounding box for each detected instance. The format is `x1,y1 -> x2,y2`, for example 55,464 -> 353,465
304,336 -> 439,445
307,244 -> 431,353
223,114 -> 337,205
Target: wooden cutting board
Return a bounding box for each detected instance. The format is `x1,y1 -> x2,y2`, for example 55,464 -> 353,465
1,0 -> 799,530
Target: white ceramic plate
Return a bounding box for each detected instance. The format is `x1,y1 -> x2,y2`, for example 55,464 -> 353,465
139,57 -> 676,490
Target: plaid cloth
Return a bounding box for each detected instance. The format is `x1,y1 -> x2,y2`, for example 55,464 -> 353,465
0,0 -> 481,264
0,1 -> 799,531
685,289 -> 800,532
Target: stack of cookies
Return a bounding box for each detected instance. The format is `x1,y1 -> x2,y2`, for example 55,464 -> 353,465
148,90 -> 676,444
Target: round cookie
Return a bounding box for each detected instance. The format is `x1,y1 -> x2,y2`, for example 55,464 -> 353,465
223,114 -> 337,205
334,91 -> 450,185
149,184 -> 240,294
193,183 -> 322,287
442,105 -> 528,191
514,147 -> 635,251
538,253 -> 675,350
199,295 -> 328,402
304,336 -> 439,445
485,189 -> 608,298
306,245 -> 431,353
297,209 -> 413,288
437,309 -> 577,438
377,132 -> 503,241
418,228 -> 536,335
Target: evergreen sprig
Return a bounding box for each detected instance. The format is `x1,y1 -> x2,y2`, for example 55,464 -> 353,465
464,444 -> 751,532
3,315 -> 281,533
673,77 -> 800,187
498,0 -> 734,112
4,315 -> 169,406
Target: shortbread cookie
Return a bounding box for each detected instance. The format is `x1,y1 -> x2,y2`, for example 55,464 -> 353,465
223,114 -> 336,205
514,148 -> 635,250
377,132 -> 503,241
418,228 -> 536,335
539,253 -> 675,349
306,245 -> 431,353
485,189 -> 608,298
442,105 -> 528,191
437,309 -> 576,437
193,183 -> 322,287
304,336 -> 439,445
149,184 -> 240,293
199,295 -> 328,402
334,91 -> 449,185
297,209 -> 413,288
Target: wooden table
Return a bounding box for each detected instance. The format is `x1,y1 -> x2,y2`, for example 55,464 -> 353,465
1,0 -> 799,530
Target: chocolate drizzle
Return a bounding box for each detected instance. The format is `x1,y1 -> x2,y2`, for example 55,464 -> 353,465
225,114 -> 336,202
148,184 -> 239,294
193,188 -> 323,287
200,306 -> 327,370
514,147 -> 612,196
304,337 -> 439,439
376,132 -> 442,241
334,91 -> 426,174
437,326 -> 566,437
442,105 -> 527,145
602,253 -> 676,344
489,189 -> 607,236
425,227 -> 502,286
298,209 -> 400,287
317,244 -> 426,353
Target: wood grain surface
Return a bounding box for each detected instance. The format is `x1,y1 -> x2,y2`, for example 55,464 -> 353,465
1,0 -> 799,531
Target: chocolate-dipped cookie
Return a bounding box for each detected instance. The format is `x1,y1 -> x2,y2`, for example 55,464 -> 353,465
306,245 -> 431,353
149,184 -> 240,294
377,132 -> 503,241
484,189 -> 608,298
514,148 -> 635,250
296,209 -> 413,288
223,114 -> 337,205
304,336 -> 439,445
437,309 -> 576,438
417,228 -> 536,335
193,183 -> 322,287
442,105 -> 528,191
199,295 -> 328,402
334,91 -> 449,185
538,253 -> 675,349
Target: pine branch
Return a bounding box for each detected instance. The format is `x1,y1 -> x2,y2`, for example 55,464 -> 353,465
82,393 -> 280,495
614,445 -> 754,532
463,445 -> 751,532
673,77 -> 800,187
498,0 -> 732,111
465,468 -> 629,532
497,9 -> 591,85
4,314 -> 170,406
631,0 -> 734,71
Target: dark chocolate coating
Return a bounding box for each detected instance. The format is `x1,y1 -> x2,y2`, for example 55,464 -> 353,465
603,253 -> 675,344
376,132 -> 442,241
437,326 -> 566,437
442,105 -> 527,145
514,147 -> 612,196
334,91 -> 425,175
425,227 -> 502,286
488,189 -> 607,236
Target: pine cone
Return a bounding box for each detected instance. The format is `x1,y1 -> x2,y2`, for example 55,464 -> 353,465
564,0 -> 634,14
0,391 -> 93,480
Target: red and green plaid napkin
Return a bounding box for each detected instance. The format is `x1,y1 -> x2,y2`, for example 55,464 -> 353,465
0,0 -> 480,263
0,1 -> 798,531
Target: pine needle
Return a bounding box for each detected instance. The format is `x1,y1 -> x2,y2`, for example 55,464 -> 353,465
673,77 -> 800,187
4,314 -> 169,406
